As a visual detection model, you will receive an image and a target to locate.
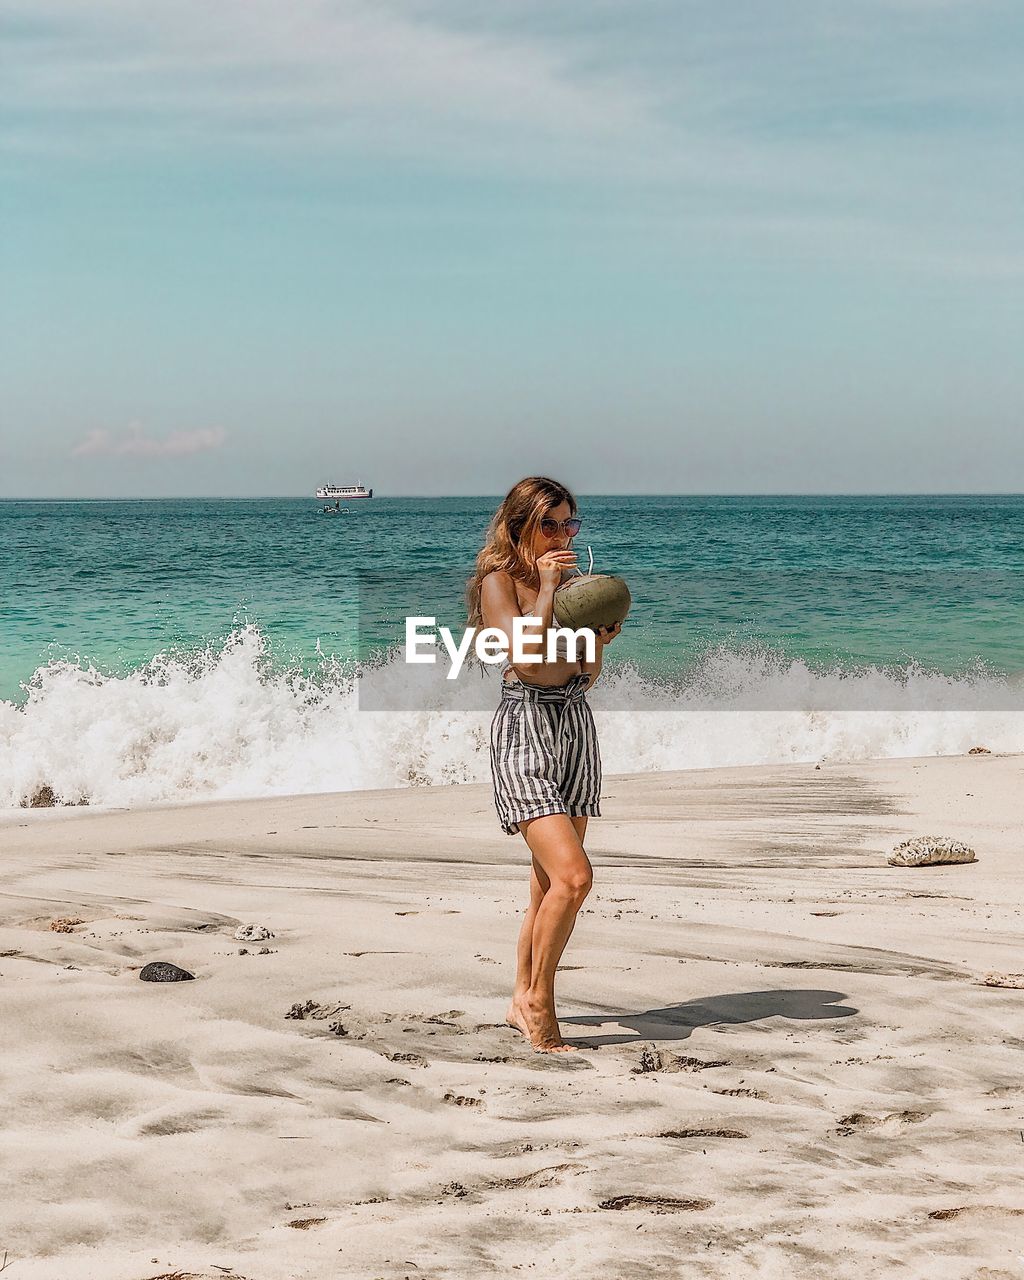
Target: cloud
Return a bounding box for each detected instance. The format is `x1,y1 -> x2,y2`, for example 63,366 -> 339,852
70,423 -> 227,459
3,0 -> 1020,208
0,0 -> 653,161
3,0 -> 1021,275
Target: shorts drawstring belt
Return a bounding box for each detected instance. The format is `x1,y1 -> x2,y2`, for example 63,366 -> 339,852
500,671 -> 591,706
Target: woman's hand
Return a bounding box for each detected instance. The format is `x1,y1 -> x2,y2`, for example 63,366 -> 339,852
536,549 -> 577,590
594,621 -> 622,646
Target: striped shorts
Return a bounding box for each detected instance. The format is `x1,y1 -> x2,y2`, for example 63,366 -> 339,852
489,670 -> 602,836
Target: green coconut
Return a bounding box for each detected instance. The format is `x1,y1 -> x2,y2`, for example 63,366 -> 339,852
552,573 -> 631,632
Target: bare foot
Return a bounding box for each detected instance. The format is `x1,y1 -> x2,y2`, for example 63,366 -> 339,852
505,997 -> 531,1038
520,993 -> 579,1053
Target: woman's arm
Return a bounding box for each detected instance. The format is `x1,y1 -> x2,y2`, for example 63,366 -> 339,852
481,570 -> 523,639
480,570 -> 551,673
480,566 -> 563,674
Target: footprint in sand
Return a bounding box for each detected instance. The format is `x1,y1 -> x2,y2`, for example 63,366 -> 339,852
631,1046 -> 730,1075
485,1161 -> 575,1191
422,1011 -> 469,1033
379,1011 -> 470,1041
496,1140 -> 558,1157
655,1128 -> 748,1139
382,1050 -> 428,1067
834,1109 -> 928,1136
928,1205 -> 1024,1221
599,1194 -> 713,1213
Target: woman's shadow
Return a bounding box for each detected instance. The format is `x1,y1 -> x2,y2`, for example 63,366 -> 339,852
562,988 -> 857,1046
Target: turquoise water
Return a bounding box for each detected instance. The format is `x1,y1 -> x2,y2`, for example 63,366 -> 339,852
2,494 -> 1022,808
3,494 -> 1022,700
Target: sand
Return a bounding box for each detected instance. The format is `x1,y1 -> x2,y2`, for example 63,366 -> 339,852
1,751 -> 1022,1280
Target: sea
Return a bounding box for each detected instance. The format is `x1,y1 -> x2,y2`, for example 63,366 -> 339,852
2,494 -> 1022,810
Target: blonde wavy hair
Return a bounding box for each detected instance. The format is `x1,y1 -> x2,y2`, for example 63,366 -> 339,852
465,475 -> 578,629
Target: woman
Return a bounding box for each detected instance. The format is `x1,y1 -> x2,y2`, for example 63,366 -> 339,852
465,476 -> 621,1053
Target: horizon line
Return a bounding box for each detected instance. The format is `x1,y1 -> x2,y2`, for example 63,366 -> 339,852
2,491 -> 1024,502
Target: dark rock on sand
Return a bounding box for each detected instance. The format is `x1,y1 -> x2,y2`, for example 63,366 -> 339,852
139,961 -> 195,982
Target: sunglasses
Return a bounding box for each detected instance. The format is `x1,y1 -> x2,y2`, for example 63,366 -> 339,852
540,516 -> 582,537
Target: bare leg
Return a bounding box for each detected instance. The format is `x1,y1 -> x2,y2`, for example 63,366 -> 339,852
508,817 -> 587,1032
506,854 -> 550,1036
507,813 -> 592,1053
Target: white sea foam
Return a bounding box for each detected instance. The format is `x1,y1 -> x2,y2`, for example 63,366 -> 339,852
1,624 -> 1022,810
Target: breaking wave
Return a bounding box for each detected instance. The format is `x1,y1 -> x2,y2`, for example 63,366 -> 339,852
2,624 -> 1022,809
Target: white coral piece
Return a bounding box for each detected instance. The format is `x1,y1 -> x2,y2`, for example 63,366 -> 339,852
234,923 -> 274,941
888,835 -> 977,867
982,972 -> 1024,989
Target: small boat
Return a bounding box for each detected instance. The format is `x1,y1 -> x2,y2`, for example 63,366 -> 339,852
315,482 -> 373,500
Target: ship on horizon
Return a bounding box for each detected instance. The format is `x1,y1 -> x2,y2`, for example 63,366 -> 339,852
315,482 -> 373,499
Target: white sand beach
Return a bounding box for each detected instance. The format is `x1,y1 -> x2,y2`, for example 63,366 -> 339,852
2,751 -> 1023,1280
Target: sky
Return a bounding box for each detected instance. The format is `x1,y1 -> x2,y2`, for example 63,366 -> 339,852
2,0 -> 1022,497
